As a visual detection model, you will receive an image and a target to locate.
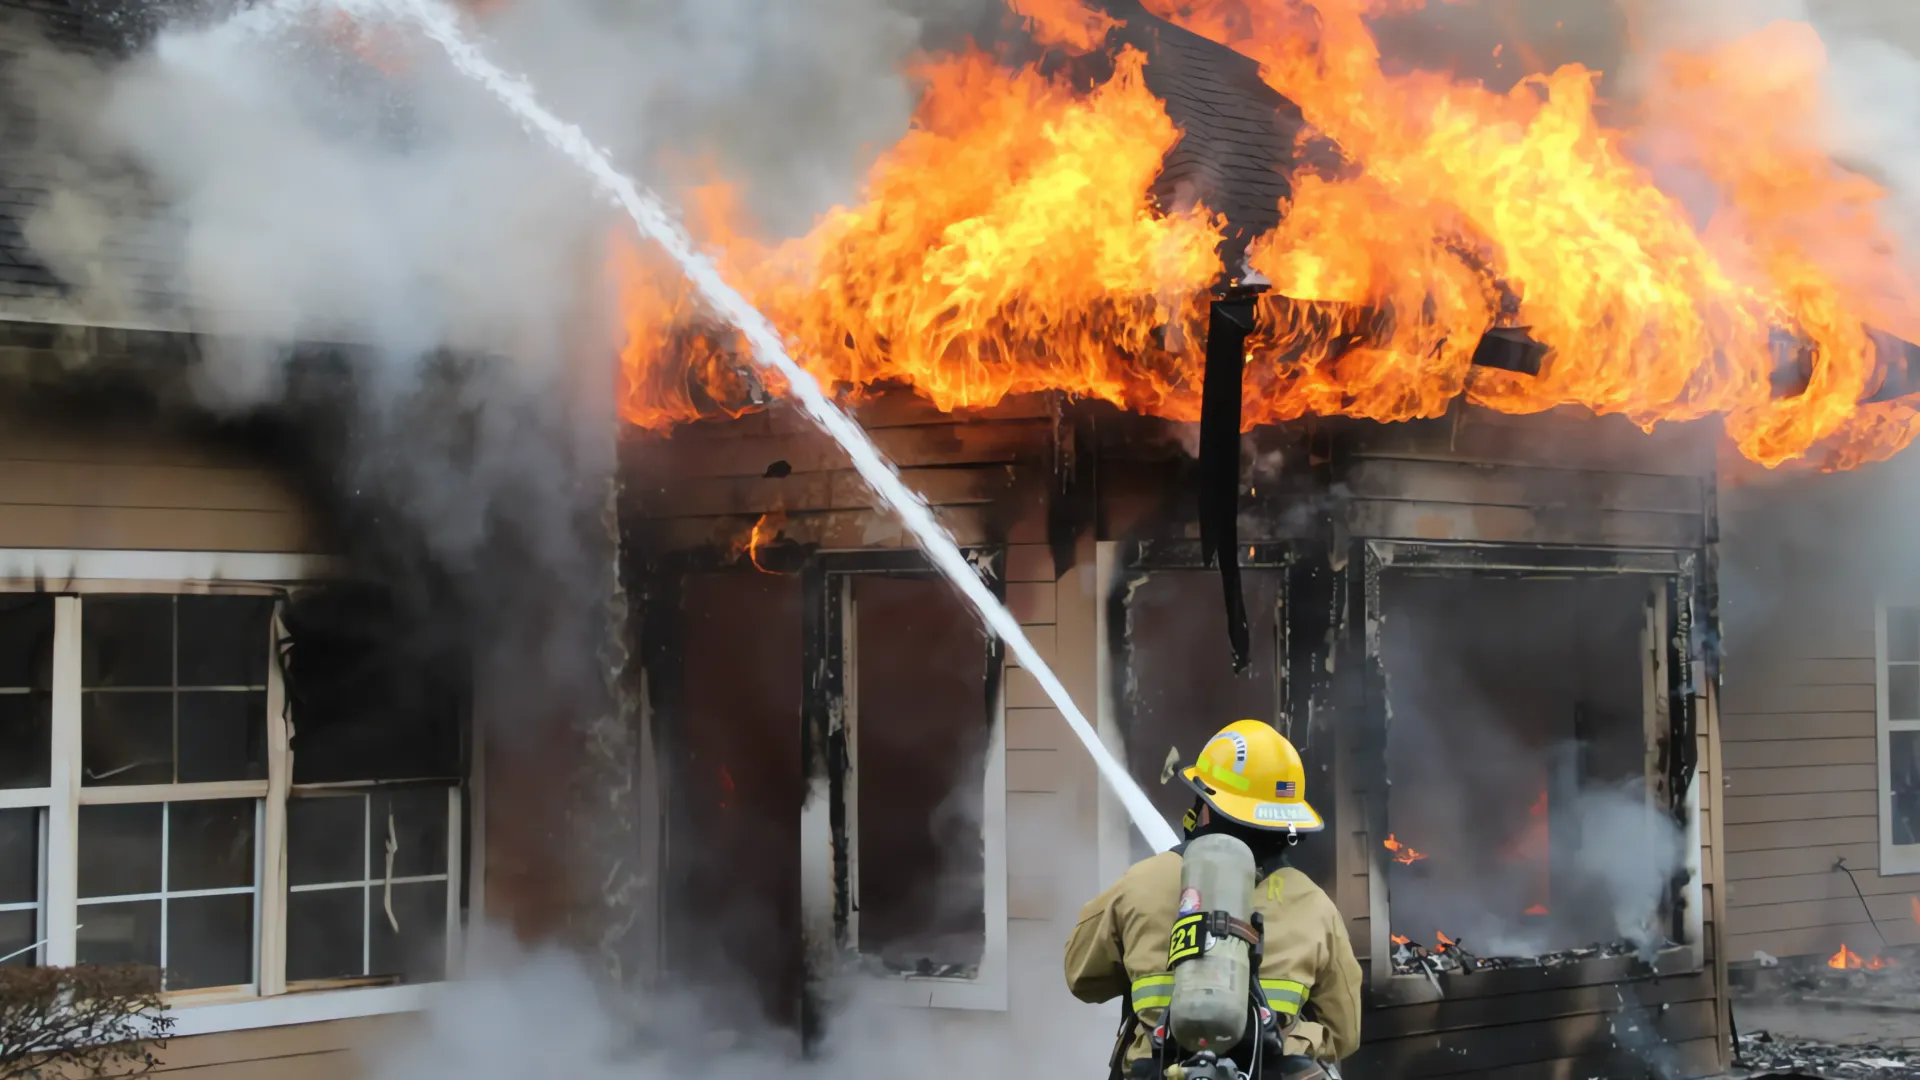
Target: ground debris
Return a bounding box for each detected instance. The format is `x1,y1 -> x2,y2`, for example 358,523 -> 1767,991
1735,1031 -> 1920,1079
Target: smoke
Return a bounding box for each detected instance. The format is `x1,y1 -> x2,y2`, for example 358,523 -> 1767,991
365,924 -> 1111,1080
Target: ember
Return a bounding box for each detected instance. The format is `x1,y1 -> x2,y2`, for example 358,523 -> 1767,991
1382,833 -> 1427,865
1825,944 -> 1892,971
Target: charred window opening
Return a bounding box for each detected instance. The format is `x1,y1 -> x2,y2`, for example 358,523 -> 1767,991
1379,570 -> 1688,970
647,552 -> 1003,1025
1110,545 -> 1335,885
279,585 -> 465,784
654,572 -> 806,1031
831,569 -> 994,978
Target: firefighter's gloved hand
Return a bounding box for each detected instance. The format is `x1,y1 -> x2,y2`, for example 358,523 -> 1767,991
1277,1055 -> 1329,1080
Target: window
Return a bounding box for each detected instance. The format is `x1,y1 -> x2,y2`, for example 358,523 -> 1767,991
0,582 -> 465,1020
1878,606 -> 1920,874
823,561 -> 1007,1009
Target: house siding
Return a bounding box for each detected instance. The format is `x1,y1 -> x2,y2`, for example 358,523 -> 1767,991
1717,597 -> 1916,960
0,412 -> 319,553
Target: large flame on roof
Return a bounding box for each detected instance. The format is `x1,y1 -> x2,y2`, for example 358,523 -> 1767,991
615,1 -> 1920,470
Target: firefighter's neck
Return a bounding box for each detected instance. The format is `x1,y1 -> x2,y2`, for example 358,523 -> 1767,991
1186,804 -> 1291,880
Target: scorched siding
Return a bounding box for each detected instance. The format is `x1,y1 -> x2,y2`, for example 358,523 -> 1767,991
0,410 -> 320,553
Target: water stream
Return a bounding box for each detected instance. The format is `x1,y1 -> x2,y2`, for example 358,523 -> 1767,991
200,0 -> 1182,854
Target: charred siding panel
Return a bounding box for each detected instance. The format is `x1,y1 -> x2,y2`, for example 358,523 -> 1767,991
0,417 -> 318,552
621,393 -> 1053,552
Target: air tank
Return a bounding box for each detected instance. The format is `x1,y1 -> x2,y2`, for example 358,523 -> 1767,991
1167,832 -> 1256,1054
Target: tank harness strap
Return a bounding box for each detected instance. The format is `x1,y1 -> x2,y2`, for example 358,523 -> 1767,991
1168,910 -> 1263,969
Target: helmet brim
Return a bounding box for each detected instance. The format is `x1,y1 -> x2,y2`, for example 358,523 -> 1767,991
1182,769 -> 1324,833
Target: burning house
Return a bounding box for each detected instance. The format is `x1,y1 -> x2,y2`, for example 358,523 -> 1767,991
611,4 -> 1851,1077
0,0 -> 1916,1077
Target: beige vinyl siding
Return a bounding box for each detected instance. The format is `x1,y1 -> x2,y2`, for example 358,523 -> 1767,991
138,1014 -> 409,1079
0,417 -> 319,553
1719,601 -> 1915,960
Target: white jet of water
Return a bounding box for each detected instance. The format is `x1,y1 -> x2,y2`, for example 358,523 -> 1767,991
214,0 -> 1182,854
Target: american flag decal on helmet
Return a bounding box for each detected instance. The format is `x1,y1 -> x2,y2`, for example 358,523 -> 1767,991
1274,780 -> 1297,799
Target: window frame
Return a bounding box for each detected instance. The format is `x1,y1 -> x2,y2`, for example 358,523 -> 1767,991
0,549 -> 464,1033
1876,603 -> 1920,876
808,551 -> 1009,1012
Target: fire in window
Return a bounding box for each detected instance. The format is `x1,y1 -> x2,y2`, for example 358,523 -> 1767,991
1380,573 -> 1685,971
840,573 -> 992,977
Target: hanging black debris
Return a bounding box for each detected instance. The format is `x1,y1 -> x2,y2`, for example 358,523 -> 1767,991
1198,283 -> 1266,673
1863,329 -> 1920,404
1469,326 -> 1549,376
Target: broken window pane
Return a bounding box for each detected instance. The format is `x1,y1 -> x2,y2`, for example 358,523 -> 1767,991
371,789 -> 448,879
286,788 -> 451,986
82,693 -> 173,787
1890,731 -> 1920,847
78,803 -> 163,899
0,597 -> 52,791
852,574 -> 991,975
289,795 -> 365,886
287,888 -> 363,982
76,900 -> 161,969
82,595 -> 270,786
1381,574 -> 1666,959
1891,608 -> 1920,664
281,585 -> 463,785
369,880 -> 447,983
1892,665 -> 1920,723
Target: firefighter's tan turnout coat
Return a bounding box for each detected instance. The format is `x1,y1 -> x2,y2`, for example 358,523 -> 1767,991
1065,852 -> 1362,1068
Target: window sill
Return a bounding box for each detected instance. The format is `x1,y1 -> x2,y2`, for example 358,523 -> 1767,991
167,983 -> 437,1038
861,972 -> 1008,1012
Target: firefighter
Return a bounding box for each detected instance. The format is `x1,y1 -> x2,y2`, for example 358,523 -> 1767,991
1065,719 -> 1362,1080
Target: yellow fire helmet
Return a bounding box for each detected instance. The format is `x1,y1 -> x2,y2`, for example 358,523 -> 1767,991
1181,719 -> 1323,833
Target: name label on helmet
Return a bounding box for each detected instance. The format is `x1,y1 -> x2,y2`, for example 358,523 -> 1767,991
1254,803 -> 1316,824
1168,914 -> 1204,967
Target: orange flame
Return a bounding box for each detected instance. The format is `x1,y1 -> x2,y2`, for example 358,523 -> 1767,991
1523,904 -> 1549,916
728,511 -> 788,574
1006,0 -> 1122,52
1436,930 -> 1456,949
1391,934 -> 1411,946
1829,943 -> 1862,969
1383,833 -> 1427,865
614,3 -> 1920,472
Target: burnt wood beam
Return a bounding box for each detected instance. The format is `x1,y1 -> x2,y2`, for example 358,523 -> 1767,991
1469,326 -> 1549,376
1199,284 -> 1265,672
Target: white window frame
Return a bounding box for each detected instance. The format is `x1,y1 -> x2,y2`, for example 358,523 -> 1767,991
1876,603 -> 1920,875
810,566 -> 1008,1012
0,549 -> 463,1034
